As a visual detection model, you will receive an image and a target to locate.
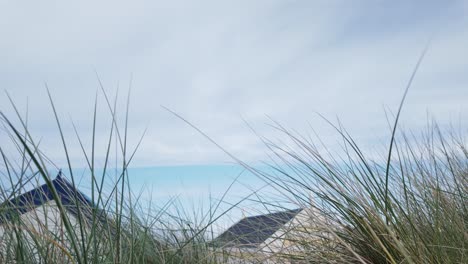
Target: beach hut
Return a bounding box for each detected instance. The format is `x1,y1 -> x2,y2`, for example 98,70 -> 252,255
0,173 -> 111,258
213,204 -> 333,264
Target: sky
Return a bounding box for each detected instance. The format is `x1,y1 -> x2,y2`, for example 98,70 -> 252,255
1,1 -> 467,223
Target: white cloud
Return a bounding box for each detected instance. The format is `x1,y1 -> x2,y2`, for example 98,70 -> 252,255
0,0 -> 467,168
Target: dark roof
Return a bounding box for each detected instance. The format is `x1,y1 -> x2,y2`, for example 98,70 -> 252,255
0,173 -> 107,226
214,208 -> 303,248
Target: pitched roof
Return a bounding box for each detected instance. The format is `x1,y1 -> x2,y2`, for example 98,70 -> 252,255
0,173 -> 107,225
214,208 -> 303,248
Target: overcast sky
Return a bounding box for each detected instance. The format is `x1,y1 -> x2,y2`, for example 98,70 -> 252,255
1,0 -> 467,169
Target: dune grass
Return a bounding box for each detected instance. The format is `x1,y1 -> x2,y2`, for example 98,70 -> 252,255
234,47 -> 467,263
0,89 -> 228,264
0,79 -> 466,263
240,119 -> 467,264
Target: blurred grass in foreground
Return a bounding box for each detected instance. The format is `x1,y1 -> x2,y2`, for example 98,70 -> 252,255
0,81 -> 466,263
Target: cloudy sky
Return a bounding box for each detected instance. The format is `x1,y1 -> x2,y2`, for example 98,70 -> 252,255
1,1 -> 467,210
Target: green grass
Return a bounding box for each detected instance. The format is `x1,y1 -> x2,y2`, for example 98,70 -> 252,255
0,89 -> 227,264
241,119 -> 467,263
233,47 -> 467,263
0,80 -> 466,263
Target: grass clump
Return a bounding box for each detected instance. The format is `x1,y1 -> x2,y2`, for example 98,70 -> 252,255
247,120 -> 467,263
0,89 -> 224,264
0,69 -> 466,263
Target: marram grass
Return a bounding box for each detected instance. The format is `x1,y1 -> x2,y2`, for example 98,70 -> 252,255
0,88 -> 466,264
243,120 -> 467,264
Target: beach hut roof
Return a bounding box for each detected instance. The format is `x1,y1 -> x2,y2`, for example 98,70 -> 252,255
214,208 -> 303,248
0,173 -> 106,225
